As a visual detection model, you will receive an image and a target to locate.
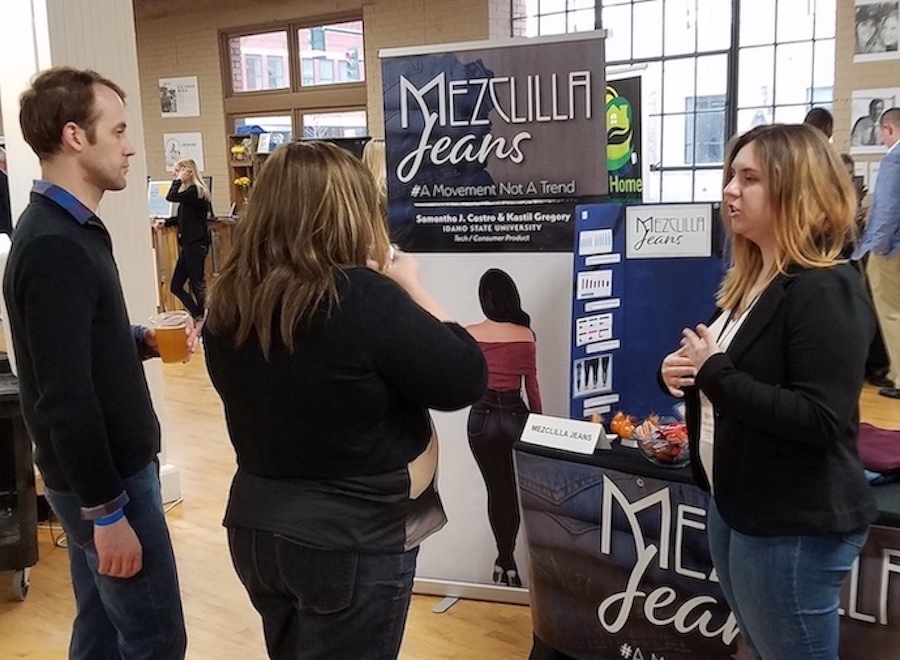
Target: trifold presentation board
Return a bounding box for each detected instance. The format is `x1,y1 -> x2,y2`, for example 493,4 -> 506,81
570,202 -> 726,422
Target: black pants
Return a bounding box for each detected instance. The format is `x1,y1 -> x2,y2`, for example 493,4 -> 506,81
170,242 -> 207,318
854,257 -> 890,377
467,389 -> 529,568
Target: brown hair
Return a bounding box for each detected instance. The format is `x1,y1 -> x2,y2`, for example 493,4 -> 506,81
206,141 -> 390,358
19,66 -> 126,160
717,124 -> 856,310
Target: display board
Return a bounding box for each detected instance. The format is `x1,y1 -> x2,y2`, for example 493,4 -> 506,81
570,202 -> 725,422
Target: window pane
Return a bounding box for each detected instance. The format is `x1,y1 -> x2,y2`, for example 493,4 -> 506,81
539,12 -> 567,35
633,0 -> 663,58
267,57 -> 285,88
568,0 -> 594,9
234,115 -> 293,136
776,0 -> 814,43
738,46 -> 774,108
694,169 -> 722,202
813,39 -> 835,90
662,113 -> 690,167
641,61 -> 663,116
542,0 -> 567,12
664,0 -> 696,56
643,112 -> 662,177
302,110 -> 367,138
602,5 -> 632,61
736,107 -> 772,134
568,8 -> 596,32
697,0 -> 731,52
643,170 -> 662,203
814,0 -> 836,39
298,20 -> 364,87
773,104 -> 808,124
661,170 -> 694,202
229,31 -> 289,93
696,54 -> 727,97
774,42 -> 813,105
512,16 -> 539,37
512,0 -> 539,20
739,0 -> 774,46
662,57 -> 695,114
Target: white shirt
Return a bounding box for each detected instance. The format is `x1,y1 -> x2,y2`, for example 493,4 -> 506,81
697,297 -> 760,491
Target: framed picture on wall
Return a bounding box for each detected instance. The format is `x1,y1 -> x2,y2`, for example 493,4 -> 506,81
854,0 -> 900,63
849,88 -> 900,154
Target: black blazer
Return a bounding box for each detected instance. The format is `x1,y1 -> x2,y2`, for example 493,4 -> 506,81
682,264 -> 878,536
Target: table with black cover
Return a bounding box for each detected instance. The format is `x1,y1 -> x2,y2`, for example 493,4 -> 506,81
515,442 -> 900,660
0,358 -> 37,600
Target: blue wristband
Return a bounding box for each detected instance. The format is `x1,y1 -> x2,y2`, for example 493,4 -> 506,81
94,508 -> 125,527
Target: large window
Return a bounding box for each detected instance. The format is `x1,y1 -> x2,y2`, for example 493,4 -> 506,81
511,0 -> 836,203
222,17 -> 367,141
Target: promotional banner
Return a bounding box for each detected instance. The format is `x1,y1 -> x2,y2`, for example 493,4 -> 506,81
606,76 -> 644,201
517,447 -> 900,660
381,34 -> 607,252
570,203 -> 725,422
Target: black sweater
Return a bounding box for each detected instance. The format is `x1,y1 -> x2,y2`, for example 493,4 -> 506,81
4,194 -> 160,510
204,267 -> 487,480
165,180 -> 210,245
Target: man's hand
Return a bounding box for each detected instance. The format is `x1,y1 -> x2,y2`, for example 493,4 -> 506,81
94,516 -> 143,578
144,319 -> 199,362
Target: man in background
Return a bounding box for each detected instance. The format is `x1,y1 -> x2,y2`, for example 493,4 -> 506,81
3,66 -> 187,658
804,107 -> 834,140
854,108 -> 900,399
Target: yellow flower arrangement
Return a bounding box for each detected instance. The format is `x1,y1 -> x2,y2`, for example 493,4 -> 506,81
234,176 -> 252,192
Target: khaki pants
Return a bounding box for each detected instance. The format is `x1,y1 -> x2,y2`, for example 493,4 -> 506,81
867,253 -> 900,382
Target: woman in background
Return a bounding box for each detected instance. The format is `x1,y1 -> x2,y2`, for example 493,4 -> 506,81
203,141 -> 486,660
466,269 -> 542,588
660,124 -> 877,659
156,158 -> 211,321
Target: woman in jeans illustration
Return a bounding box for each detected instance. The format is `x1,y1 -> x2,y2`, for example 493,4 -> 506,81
466,269 -> 542,587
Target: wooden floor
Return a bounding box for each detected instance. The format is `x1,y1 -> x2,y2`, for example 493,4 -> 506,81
0,351 -> 897,659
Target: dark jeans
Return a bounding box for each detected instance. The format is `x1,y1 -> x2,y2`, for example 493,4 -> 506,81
228,528 -> 418,660
45,462 -> 186,660
170,242 -> 207,318
467,389 -> 528,569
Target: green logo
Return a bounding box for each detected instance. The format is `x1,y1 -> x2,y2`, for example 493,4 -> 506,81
606,86 -> 634,172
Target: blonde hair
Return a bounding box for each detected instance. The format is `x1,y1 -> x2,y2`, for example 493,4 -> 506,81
206,141 -> 390,358
174,158 -> 210,201
717,124 -> 856,310
361,138 -> 387,217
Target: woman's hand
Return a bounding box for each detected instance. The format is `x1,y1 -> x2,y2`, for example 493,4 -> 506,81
661,347 -> 696,398
679,324 -> 722,372
381,247 -> 421,292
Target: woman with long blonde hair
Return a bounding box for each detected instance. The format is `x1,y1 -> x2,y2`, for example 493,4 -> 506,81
156,157 -> 211,319
660,124 -> 877,659
203,141 -> 486,660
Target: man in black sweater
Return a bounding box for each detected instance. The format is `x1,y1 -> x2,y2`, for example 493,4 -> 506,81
3,67 -> 187,659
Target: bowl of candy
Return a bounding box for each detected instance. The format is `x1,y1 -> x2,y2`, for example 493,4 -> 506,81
632,416 -> 690,468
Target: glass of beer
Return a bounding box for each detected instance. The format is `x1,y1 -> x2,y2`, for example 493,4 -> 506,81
149,311 -> 191,363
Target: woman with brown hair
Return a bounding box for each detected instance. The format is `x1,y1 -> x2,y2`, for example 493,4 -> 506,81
660,124 -> 877,659
203,140 -> 486,660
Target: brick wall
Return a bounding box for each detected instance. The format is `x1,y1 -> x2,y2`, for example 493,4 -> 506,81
134,0 -> 497,213
833,0 -> 898,171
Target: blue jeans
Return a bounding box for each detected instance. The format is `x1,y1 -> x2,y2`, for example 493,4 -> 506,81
45,462 -> 186,660
707,498 -> 868,660
228,528 -> 418,660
